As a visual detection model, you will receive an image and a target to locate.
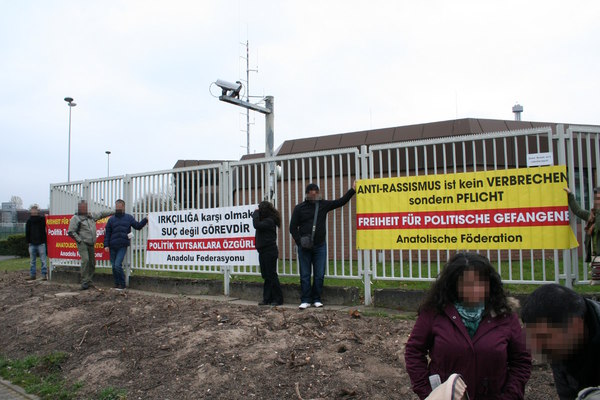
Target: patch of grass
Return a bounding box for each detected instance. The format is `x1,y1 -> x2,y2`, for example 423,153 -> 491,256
0,256 -> 29,272
97,387 -> 127,400
4,254 -> 598,296
0,352 -> 82,400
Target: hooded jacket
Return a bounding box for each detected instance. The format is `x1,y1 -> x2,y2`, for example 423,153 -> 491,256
252,210 -> 277,251
68,210 -> 112,246
104,212 -> 148,249
289,188 -> 355,248
405,304 -> 531,400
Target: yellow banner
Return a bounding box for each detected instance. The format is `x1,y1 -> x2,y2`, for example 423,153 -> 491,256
356,165 -> 579,250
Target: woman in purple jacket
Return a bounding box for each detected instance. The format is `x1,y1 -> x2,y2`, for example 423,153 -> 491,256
405,252 -> 531,399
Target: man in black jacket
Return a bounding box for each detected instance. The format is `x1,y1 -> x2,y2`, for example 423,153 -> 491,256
25,204 -> 47,280
289,182 -> 355,309
521,284 -> 600,400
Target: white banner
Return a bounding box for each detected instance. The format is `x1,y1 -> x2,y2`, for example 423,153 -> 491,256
146,205 -> 259,266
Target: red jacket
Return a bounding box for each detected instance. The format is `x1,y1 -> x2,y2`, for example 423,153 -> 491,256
405,304 -> 531,400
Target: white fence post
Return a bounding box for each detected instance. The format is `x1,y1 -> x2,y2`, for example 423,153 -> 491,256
221,162 -> 231,296
556,124 -> 574,288
123,175 -> 132,287
360,145 -> 372,305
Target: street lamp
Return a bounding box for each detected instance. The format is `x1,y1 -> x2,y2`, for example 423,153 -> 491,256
64,97 -> 76,182
105,151 -> 111,177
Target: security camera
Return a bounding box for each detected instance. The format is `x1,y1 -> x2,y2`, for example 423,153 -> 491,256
216,80 -> 241,91
215,79 -> 243,98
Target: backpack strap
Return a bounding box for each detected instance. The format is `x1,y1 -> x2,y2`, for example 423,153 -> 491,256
310,201 -> 319,242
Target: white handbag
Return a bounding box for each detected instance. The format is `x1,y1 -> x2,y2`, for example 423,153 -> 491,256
425,373 -> 469,400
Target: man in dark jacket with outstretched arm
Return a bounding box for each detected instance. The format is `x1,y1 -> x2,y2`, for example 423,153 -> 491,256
289,181 -> 355,309
104,199 -> 148,290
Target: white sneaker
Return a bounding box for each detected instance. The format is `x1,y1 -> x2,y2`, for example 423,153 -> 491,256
298,302 -> 310,309
313,302 -> 323,308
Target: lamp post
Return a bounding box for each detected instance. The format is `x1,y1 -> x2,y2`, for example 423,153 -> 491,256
64,97 -> 76,182
105,151 -> 111,177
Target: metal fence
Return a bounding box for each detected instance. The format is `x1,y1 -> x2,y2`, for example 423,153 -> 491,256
49,124 -> 600,304
365,128 -> 558,288
0,223 -> 25,240
563,125 -> 600,284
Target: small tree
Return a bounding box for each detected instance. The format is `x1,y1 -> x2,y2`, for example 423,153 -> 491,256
10,196 -> 23,209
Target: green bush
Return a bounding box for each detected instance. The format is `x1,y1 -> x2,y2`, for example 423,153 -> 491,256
0,234 -> 28,257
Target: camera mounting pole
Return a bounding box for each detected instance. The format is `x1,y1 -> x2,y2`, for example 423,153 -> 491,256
218,92 -> 275,202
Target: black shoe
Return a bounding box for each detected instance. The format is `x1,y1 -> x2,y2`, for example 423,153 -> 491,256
271,302 -> 283,306
26,276 -> 36,281
79,284 -> 89,290
258,301 -> 269,306
41,274 -> 47,281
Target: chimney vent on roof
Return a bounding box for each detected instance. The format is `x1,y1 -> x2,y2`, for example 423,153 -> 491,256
512,103 -> 523,121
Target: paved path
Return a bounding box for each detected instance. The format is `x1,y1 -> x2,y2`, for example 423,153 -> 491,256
0,255 -> 19,261
0,379 -> 39,400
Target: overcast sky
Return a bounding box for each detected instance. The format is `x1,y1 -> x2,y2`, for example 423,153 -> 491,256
2,1 -> 599,209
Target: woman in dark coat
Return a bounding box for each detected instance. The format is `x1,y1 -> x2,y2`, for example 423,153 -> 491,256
252,201 -> 283,306
404,252 -> 531,399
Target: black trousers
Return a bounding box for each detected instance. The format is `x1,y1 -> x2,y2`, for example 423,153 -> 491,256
258,245 -> 283,304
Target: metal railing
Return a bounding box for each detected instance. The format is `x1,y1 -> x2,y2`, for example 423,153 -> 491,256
48,125 -> 600,304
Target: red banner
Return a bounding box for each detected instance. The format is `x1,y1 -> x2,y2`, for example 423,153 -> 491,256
147,237 -> 256,251
46,215 -> 110,261
357,206 -> 570,230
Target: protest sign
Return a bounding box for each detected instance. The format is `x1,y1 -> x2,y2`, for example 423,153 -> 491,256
146,205 -> 259,266
356,165 -> 578,250
46,215 -> 109,260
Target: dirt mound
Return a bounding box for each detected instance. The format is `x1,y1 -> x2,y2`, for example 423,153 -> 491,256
0,271 -> 557,399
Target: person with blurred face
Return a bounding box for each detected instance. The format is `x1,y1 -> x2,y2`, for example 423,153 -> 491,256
521,284 -> 600,400
25,204 -> 47,281
104,199 -> 148,290
252,201 -> 283,306
289,181 -> 356,310
405,252 -> 531,399
68,200 -> 112,290
564,187 -> 600,285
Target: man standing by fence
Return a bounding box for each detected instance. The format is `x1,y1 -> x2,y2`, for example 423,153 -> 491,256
68,200 -> 112,290
25,204 -> 47,281
564,187 -> 600,285
104,199 -> 147,290
290,181 -> 356,309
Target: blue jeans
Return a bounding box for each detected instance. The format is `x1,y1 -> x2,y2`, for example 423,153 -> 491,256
28,243 -> 47,277
110,247 -> 128,288
298,242 -> 327,303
